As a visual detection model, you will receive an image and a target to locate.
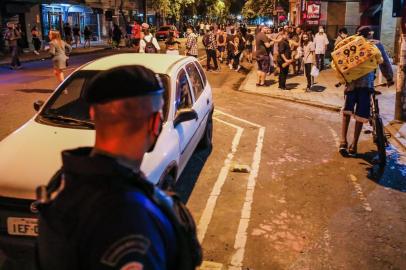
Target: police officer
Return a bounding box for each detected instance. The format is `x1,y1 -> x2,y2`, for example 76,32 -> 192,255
36,65 -> 180,270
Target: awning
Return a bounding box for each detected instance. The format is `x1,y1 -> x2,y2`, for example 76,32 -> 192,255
67,5 -> 93,13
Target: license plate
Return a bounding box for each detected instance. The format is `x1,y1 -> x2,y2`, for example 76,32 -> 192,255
7,217 -> 38,236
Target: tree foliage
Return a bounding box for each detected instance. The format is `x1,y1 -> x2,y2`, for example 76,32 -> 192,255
242,0 -> 287,19
151,0 -> 229,21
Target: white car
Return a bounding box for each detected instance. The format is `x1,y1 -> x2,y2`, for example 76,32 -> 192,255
0,54 -> 213,255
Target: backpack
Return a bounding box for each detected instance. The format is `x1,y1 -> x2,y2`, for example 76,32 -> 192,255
203,34 -> 210,47
144,37 -> 158,53
218,34 -> 224,44
36,169 -> 202,270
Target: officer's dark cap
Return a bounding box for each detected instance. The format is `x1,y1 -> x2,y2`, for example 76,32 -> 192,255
84,65 -> 164,104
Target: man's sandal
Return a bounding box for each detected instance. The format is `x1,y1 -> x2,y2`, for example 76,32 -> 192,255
339,142 -> 348,156
348,144 -> 357,156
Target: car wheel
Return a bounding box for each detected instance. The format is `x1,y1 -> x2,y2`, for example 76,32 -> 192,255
158,173 -> 175,191
199,111 -> 213,149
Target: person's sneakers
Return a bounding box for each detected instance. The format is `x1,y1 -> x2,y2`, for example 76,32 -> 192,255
236,65 -> 241,72
34,50 -> 40,55
229,64 -> 233,70
339,142 -> 348,156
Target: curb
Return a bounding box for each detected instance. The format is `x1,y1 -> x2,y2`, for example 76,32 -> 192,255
385,122 -> 406,152
238,67 -> 341,113
238,69 -> 406,152
0,47 -> 111,67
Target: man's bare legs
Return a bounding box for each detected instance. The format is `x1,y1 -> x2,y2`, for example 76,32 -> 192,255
350,121 -> 363,153
340,114 -> 351,145
340,114 -> 363,154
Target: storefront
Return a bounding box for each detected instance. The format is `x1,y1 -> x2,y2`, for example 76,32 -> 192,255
41,2 -> 101,41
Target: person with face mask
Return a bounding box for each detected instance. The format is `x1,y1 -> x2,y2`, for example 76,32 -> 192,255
298,33 -> 315,91
313,26 -> 329,71
36,65 -> 202,270
334,27 -> 348,47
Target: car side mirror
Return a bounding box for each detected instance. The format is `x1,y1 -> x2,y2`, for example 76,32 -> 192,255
33,100 -> 44,112
174,109 -> 198,127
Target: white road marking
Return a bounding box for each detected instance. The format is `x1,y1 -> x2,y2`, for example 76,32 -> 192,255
328,125 -> 340,147
229,126 -> 265,270
349,174 -> 372,212
215,108 -> 262,128
197,116 -> 244,243
199,261 -> 224,270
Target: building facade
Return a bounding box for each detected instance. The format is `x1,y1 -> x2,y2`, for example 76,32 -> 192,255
1,0 -> 158,52
289,0 -> 398,56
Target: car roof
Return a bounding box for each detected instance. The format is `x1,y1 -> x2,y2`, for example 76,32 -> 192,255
82,53 -> 190,74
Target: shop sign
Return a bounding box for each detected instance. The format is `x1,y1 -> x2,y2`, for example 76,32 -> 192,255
306,2 -> 320,19
307,20 -> 319,25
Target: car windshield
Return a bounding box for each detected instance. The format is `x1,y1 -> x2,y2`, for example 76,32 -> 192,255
159,27 -> 171,31
38,70 -> 171,129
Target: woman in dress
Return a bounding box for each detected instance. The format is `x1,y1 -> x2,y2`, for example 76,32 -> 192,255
165,31 -> 181,55
48,30 -> 72,83
31,25 -> 41,55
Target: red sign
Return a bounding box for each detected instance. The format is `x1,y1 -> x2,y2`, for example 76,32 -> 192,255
306,2 -> 321,19
307,20 -> 319,25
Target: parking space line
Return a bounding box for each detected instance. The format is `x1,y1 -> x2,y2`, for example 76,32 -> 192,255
349,174 -> 372,212
215,109 -> 262,128
328,125 -> 340,147
197,117 -> 244,243
229,127 -> 265,270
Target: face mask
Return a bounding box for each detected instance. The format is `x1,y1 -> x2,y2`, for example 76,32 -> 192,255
319,29 -> 324,33
303,38 -> 308,41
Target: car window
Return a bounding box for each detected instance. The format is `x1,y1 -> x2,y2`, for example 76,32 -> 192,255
176,69 -> 193,111
194,61 -> 207,87
38,71 -> 171,128
186,63 -> 204,101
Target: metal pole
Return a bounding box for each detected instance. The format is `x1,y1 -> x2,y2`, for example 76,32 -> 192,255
395,9 -> 406,121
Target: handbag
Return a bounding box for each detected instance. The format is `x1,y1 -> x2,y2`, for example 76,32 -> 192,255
311,65 -> 319,77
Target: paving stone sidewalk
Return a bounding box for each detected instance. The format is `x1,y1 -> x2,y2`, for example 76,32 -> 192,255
239,66 -> 406,150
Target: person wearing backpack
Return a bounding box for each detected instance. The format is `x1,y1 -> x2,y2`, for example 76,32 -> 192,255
140,29 -> 160,53
36,65 -> 202,270
216,28 -> 227,63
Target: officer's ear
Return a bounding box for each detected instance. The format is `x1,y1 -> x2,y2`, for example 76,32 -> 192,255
89,106 -> 95,121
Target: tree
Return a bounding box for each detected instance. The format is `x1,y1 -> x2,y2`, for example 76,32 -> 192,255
242,0 -> 286,19
207,0 -> 226,21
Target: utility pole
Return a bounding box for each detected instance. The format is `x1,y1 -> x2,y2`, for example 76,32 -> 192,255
143,0 -> 147,23
395,5 -> 406,121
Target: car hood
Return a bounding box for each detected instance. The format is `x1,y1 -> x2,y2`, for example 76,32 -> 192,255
0,120 -> 94,199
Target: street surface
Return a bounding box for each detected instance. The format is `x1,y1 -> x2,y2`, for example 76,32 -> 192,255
1,51 -> 406,269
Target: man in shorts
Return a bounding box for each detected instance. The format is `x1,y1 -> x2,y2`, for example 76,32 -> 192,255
255,26 -> 272,86
339,26 -> 394,156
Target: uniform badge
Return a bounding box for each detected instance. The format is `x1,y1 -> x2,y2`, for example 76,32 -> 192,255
120,262 -> 144,270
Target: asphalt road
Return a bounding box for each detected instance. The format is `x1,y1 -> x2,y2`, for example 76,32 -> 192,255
1,51 -> 406,270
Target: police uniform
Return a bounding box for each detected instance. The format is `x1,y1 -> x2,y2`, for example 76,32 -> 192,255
36,66 -> 178,270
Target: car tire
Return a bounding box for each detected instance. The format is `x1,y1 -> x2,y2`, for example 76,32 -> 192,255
199,111 -> 213,149
159,173 -> 175,191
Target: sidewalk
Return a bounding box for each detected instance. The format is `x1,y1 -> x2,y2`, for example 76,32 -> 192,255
0,41 -> 110,67
239,66 -> 406,151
